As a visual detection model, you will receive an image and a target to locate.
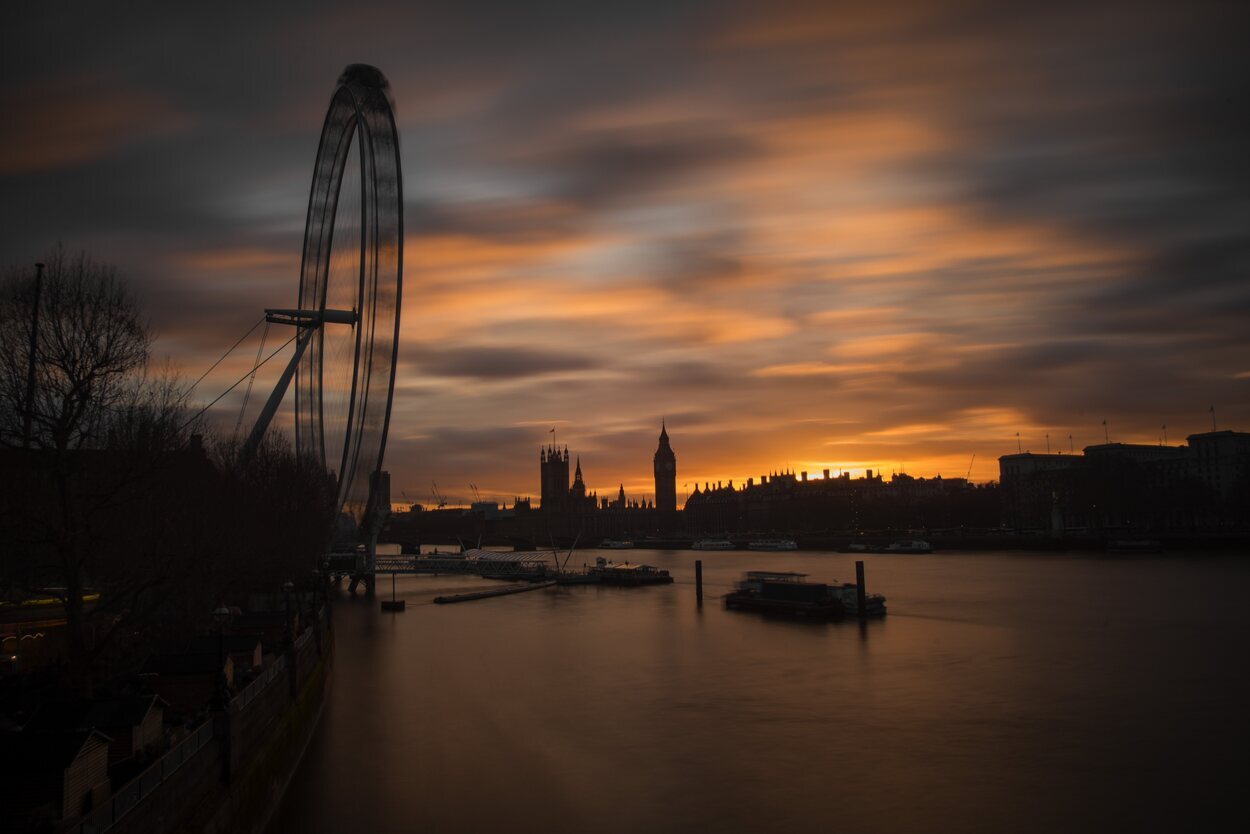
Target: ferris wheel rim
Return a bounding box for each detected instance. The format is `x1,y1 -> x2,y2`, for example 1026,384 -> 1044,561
294,65 -> 402,529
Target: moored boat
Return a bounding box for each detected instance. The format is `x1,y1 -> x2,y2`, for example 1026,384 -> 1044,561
837,583 -> 887,617
589,557 -> 673,585
692,539 -> 735,550
600,539 -> 635,549
840,539 -> 932,554
723,571 -> 843,618
1107,539 -> 1163,554
748,538 -> 798,551
882,539 -> 932,554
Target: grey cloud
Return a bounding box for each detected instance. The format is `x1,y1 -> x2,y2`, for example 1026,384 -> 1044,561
413,346 -> 601,380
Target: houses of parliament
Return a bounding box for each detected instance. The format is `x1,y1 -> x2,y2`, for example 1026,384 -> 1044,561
539,422 -> 677,516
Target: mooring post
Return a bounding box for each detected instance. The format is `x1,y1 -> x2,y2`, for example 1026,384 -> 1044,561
855,560 -> 867,619
695,559 -> 704,605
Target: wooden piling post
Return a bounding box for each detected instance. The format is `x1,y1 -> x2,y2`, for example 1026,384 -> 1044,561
855,560 -> 867,619
695,559 -> 704,605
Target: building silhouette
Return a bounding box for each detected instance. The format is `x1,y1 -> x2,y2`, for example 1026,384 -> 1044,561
653,421 -> 677,514
540,445 -> 598,514
538,444 -> 569,513
683,468 -> 998,534
999,429 -> 1250,534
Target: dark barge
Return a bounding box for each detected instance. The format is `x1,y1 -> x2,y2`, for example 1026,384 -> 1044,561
725,571 -> 886,619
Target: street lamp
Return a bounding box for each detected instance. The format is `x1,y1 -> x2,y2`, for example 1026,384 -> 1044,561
212,605 -> 231,705
283,581 -> 294,645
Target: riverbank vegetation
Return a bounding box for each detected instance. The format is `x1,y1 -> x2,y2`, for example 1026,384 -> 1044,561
0,250 -> 334,691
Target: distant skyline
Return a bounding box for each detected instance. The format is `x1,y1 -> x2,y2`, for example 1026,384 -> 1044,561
4,1 -> 1247,506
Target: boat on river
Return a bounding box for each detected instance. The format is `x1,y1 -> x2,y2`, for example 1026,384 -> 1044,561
600,539 -> 635,549
724,571 -> 842,618
1107,539 -> 1163,554
692,539 -> 735,550
843,539 -> 933,554
589,557 -> 673,586
838,583 -> 887,617
724,571 -> 887,619
748,538 -> 798,551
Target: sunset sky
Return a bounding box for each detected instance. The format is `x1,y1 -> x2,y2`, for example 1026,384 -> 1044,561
3,0 -> 1248,507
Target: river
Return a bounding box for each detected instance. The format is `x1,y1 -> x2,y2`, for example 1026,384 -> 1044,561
273,549 -> 1247,833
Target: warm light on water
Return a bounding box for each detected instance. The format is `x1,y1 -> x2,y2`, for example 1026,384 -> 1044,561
275,550 -> 1246,832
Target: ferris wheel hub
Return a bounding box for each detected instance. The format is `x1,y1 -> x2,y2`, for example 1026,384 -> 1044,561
264,308 -> 358,327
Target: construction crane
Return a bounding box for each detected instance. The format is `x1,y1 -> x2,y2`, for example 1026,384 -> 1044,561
430,481 -> 447,509
964,454 -> 976,481
400,490 -> 416,512
469,483 -> 482,502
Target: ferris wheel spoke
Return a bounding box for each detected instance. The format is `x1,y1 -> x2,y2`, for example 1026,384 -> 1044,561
287,65 -> 402,539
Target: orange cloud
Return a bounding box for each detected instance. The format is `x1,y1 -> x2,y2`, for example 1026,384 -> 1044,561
0,74 -> 191,174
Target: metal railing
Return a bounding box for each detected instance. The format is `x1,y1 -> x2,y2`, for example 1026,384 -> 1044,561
72,613 -> 326,833
232,653 -> 286,711
75,721 -> 213,834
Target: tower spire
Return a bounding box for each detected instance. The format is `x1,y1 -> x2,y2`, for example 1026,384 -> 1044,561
653,419 -> 676,513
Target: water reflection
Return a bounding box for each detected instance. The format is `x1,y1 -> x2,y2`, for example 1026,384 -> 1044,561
275,550 -> 1247,833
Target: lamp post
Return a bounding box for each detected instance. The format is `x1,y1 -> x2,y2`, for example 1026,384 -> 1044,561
282,580 -> 298,697
212,606 -> 231,705
283,580 -> 294,645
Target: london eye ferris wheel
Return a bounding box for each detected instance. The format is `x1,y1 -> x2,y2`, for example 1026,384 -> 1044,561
242,64 -> 402,538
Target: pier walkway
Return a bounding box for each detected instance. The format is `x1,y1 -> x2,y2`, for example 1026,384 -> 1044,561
323,549 -> 560,588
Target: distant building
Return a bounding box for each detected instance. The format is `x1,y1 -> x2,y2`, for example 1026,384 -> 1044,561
654,422 -> 677,514
25,695 -> 167,766
140,651 -> 233,716
998,429 -> 1250,534
540,446 -> 599,513
684,467 -> 995,534
539,444 -> 569,512
0,730 -> 112,824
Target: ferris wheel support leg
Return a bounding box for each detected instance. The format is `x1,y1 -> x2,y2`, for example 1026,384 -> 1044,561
364,532 -> 377,596
240,325 -> 316,462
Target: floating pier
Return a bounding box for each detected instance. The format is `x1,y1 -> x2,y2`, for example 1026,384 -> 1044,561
433,580 -> 556,604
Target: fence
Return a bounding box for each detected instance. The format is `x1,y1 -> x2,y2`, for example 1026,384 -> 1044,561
71,610 -> 325,834
75,721 -> 214,834
232,654 -> 286,711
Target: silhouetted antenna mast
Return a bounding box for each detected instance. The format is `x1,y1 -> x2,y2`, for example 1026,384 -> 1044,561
1016,432 -> 1021,454
22,262 -> 44,448
1162,424 -> 1168,446
1102,419 -> 1109,444
1210,405 -> 1217,432
1045,433 -> 1050,454
1068,434 -> 1074,453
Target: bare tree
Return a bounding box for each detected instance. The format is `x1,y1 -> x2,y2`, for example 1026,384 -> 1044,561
1,252 -> 338,688
0,251 -> 199,689
0,250 -> 151,452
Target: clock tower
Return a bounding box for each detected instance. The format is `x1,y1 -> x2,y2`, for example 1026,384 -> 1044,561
653,421 -> 677,513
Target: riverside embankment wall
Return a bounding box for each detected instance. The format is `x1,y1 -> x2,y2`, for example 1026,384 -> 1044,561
69,608 -> 332,834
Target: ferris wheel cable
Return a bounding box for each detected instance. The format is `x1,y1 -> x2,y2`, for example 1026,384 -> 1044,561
182,331 -> 299,431
180,315 -> 265,402
234,320 -> 271,438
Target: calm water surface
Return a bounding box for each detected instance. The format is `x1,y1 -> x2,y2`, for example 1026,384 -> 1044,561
274,550 -> 1248,833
